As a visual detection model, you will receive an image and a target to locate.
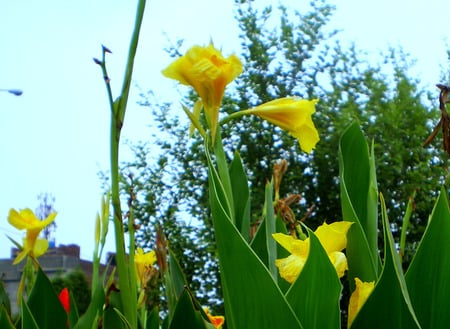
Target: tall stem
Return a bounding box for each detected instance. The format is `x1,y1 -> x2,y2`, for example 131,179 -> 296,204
105,1 -> 146,327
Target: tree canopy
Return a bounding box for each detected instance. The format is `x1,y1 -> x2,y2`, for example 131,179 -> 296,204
118,0 -> 444,313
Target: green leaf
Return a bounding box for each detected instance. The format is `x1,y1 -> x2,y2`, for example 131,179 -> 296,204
286,228 -> 342,329
168,289 -> 207,329
146,307 -> 160,329
0,280 -> 11,315
22,298 -> 40,329
27,268 -> 67,329
68,289 -> 80,329
350,194 -> 421,329
206,149 -> 303,329
339,122 -> 380,285
73,282 -> 105,329
165,248 -> 188,321
103,288 -> 128,329
264,181 -> 278,280
0,305 -> 14,329
405,186 -> 450,328
229,151 -> 251,241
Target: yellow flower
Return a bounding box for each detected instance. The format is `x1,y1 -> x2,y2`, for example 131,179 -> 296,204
134,247 -> 157,288
162,43 -> 243,140
272,221 -> 353,283
8,208 -> 57,264
348,277 -> 375,326
245,97 -> 319,153
203,307 -> 225,329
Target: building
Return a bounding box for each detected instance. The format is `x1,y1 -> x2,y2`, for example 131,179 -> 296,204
0,244 -> 105,315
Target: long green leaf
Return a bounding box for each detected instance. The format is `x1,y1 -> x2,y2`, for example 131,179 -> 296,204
168,289 -> 207,329
27,268 -> 67,329
73,281 -> 105,329
22,298 -> 40,329
165,248 -> 188,322
0,305 -> 14,329
339,123 -> 380,285
350,194 -> 421,328
206,149 -> 303,329
229,151 -> 251,241
286,228 -> 341,329
405,186 -> 450,328
264,181 -> 278,281
0,280 -> 11,315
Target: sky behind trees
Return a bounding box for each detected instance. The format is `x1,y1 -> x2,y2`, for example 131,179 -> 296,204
0,0 -> 448,260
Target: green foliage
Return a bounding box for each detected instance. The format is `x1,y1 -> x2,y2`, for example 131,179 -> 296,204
122,0 -> 442,314
405,187 -> 450,328
52,268 -> 91,315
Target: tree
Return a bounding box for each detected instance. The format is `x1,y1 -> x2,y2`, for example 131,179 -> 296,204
120,0 -> 442,315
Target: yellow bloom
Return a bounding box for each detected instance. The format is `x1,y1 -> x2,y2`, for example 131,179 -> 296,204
245,97 -> 319,153
203,307 -> 225,329
162,43 -> 243,140
8,208 -> 57,264
348,277 -> 375,326
134,247 -> 157,288
272,221 -> 353,283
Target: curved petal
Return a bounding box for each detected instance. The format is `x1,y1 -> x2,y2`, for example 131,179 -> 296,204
33,239 -> 49,258
328,251 -> 348,278
275,254 -> 306,283
348,277 -> 375,326
315,221 -> 353,253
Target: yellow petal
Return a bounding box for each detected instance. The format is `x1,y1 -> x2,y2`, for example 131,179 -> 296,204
12,249 -> 29,265
272,233 -> 309,255
328,251 -> 348,278
33,239 -> 49,258
8,208 -> 57,231
348,278 -> 375,326
246,98 -> 319,153
315,221 -> 353,253
275,254 -> 306,283
162,43 -> 243,141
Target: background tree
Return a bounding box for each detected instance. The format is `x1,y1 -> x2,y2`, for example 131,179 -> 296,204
118,0 -> 443,316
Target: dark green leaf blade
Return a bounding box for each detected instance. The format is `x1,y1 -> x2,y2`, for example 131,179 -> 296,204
27,268 -> 67,329
229,151 -> 251,241
168,289 -> 207,329
206,150 -> 303,329
339,123 -> 380,285
405,186 -> 450,328
350,194 -> 421,328
286,228 -> 341,329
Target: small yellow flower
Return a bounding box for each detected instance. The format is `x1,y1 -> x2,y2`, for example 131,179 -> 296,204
162,43 -> 243,140
272,221 -> 353,283
245,97 -> 319,153
348,277 -> 375,326
203,307 -> 225,329
134,247 -> 157,288
8,208 -> 57,264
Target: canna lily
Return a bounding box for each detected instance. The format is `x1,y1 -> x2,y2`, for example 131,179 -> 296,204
8,208 -> 57,264
134,247 -> 157,289
162,43 -> 243,141
244,97 -> 319,153
204,307 -> 225,329
272,221 -> 353,283
348,277 -> 375,326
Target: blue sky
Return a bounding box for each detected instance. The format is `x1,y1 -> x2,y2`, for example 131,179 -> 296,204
0,0 -> 448,260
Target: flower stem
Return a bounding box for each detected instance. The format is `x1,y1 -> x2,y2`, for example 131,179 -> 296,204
103,1 -> 146,327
